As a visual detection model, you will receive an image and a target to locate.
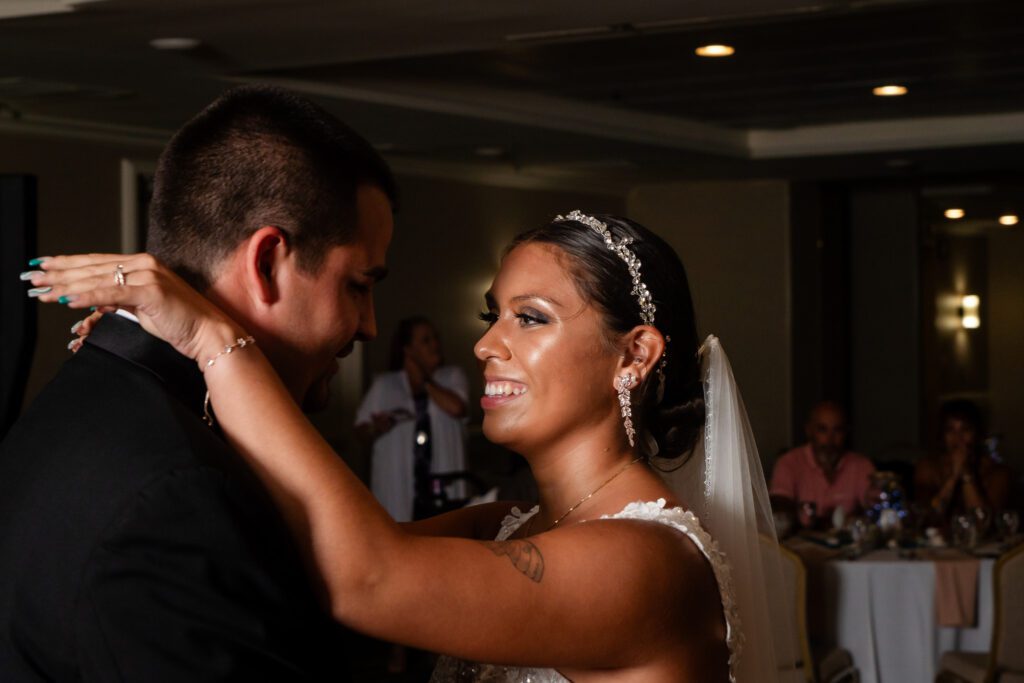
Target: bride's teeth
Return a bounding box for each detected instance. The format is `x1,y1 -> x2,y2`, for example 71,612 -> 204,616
484,382 -> 527,397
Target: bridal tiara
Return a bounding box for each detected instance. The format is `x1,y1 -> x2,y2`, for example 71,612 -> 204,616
554,210 -> 657,327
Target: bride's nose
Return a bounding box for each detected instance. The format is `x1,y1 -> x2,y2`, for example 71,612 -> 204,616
474,323 -> 510,363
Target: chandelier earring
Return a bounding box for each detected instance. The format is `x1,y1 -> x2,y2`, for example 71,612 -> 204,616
616,373 -> 637,447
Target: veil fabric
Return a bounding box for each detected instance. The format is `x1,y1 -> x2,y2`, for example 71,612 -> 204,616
662,335 -> 798,683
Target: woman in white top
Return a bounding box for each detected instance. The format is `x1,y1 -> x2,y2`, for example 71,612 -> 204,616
37,211 -> 791,681
356,316 -> 468,522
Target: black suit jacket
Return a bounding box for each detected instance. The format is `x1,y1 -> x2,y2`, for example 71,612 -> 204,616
0,315 -> 350,681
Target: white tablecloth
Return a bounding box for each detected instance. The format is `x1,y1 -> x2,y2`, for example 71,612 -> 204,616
821,550 -> 994,683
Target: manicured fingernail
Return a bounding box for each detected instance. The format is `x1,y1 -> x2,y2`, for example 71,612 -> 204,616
28,257 -> 51,267
27,287 -> 51,297
67,338 -> 82,352
71,320 -> 84,334
58,295 -> 78,305
19,270 -> 43,281
89,306 -> 97,312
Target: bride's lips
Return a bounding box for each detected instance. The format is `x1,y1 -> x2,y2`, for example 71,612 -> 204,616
481,377 -> 528,410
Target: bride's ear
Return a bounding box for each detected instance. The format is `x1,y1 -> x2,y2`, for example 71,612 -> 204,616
613,326 -> 665,388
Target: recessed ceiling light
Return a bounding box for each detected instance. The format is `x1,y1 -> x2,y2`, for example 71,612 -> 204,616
944,208 -> 965,219
696,44 -> 735,57
873,85 -> 908,97
999,214 -> 1019,226
149,37 -> 201,51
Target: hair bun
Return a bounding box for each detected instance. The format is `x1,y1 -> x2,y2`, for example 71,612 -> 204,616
647,381 -> 705,462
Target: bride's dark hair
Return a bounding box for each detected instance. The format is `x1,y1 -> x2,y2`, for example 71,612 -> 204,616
508,214 -> 705,464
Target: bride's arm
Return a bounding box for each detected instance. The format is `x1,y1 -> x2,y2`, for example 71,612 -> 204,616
196,330 -> 698,666
31,254 -> 703,669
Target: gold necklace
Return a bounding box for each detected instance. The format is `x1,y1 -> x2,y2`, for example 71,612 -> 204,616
528,456 -> 644,535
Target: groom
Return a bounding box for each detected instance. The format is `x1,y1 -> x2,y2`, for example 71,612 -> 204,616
0,86 -> 396,680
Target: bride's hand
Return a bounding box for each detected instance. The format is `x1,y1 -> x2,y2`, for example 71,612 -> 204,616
27,253 -> 243,365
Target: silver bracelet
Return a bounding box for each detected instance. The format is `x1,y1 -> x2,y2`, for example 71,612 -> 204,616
202,336 -> 256,373
201,335 -> 255,428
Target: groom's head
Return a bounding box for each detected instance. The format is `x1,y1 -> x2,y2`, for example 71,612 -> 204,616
147,85 -> 396,411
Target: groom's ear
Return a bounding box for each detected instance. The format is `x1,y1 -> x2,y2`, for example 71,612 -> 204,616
243,226 -> 291,307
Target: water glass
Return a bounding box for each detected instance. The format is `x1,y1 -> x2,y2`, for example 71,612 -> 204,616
850,517 -> 870,547
999,510 -> 1020,540
953,513 -> 978,550
772,510 -> 794,539
798,501 -> 817,530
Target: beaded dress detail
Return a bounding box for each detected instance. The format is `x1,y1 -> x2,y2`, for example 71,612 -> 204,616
429,499 -> 740,682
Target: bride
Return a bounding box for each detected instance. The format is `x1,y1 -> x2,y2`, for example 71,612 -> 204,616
31,211 -> 787,682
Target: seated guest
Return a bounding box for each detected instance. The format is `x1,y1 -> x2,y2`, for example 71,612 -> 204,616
915,399 -> 1013,520
771,401 -> 875,521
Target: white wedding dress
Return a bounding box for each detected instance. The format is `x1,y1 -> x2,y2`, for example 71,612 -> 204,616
430,499 -> 740,683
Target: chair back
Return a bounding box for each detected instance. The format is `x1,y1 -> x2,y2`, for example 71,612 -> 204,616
761,536 -> 815,683
993,542 -> 1024,675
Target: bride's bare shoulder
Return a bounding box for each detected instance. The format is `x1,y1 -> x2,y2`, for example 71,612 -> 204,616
549,514 -> 723,619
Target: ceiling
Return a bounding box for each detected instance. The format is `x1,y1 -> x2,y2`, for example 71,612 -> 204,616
2,0 -> 1024,190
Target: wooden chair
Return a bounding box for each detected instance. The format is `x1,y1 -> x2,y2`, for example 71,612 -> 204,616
763,537 -> 816,682
765,537 -> 859,683
938,542 -> 1024,682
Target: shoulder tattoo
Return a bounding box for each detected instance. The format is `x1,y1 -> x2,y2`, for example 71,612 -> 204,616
485,539 -> 544,582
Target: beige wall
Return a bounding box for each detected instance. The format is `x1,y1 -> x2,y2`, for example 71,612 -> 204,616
627,180 -> 793,462
1,132 -> 159,406
988,226 -> 1024,470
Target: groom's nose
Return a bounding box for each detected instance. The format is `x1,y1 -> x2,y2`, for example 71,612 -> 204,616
356,293 -> 378,341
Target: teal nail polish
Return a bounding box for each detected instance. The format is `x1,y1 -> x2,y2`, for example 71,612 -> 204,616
28,257 -> 51,267
58,295 -> 79,305
27,287 -> 51,297
89,306 -> 97,312
19,270 -> 43,281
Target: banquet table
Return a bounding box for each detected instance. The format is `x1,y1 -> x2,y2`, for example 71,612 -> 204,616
805,546 -> 995,683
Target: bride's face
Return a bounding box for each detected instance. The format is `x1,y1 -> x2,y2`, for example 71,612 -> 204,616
474,242 -> 621,454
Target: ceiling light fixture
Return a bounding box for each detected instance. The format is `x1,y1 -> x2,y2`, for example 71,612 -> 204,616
944,208 -> 965,220
998,214 -> 1019,226
696,44 -> 735,57
873,85 -> 908,97
149,37 -> 202,51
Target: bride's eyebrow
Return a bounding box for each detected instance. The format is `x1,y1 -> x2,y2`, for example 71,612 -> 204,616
511,294 -> 562,308
483,291 -> 563,310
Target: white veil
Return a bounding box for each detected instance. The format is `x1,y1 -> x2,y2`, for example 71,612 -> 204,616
662,335 -> 798,683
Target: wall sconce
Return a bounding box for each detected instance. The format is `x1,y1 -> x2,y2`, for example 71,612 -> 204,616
959,294 -> 980,329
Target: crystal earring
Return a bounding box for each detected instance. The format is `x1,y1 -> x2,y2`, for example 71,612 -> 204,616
617,373 -> 637,447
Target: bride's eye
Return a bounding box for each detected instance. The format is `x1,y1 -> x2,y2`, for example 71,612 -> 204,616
478,311 -> 498,326
515,310 -> 548,327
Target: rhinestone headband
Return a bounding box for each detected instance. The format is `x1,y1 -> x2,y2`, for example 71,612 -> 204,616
554,210 -> 656,326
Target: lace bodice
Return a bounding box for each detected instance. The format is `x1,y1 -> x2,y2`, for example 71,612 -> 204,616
430,499 -> 740,683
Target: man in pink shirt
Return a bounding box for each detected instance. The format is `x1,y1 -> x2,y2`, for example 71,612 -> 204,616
771,401 -> 875,522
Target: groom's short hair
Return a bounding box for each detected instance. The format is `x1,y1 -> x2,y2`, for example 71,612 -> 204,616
147,85 -> 397,290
